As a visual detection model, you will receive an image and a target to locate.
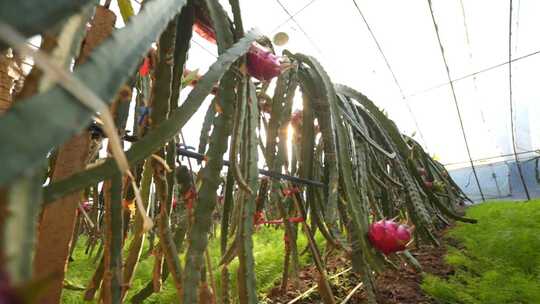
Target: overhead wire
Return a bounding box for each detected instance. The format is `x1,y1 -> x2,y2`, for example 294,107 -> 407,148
405,48 -> 540,98
426,0 -> 486,201
508,0 -> 531,200
273,0 -> 322,54
271,0 -> 317,33
443,148 -> 540,166
509,0 -> 533,160
458,0 -> 506,191
15,1 -> 536,200
191,39 -> 218,59
351,0 -> 428,148
458,0 -> 485,126
514,0 -> 521,54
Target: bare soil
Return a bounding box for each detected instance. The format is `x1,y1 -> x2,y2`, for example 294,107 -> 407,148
265,229 -> 454,304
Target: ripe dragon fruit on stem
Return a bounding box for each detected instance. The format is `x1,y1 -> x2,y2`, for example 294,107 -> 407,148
191,5 -> 283,82
246,43 -> 283,81
368,219 -> 413,255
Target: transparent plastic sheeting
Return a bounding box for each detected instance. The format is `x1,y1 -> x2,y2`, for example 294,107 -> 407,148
235,0 -> 540,166
106,0 -> 540,167
449,158 -> 540,202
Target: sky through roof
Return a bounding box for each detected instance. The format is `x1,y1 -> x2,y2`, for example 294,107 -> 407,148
109,0 -> 540,169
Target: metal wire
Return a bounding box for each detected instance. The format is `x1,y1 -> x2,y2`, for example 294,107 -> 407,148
458,0 -> 507,184
443,149 -> 540,166
514,0 -> 521,54
508,0 -> 531,200
191,39 -> 218,58
351,0 -> 428,148
273,0 -> 322,54
271,0 -> 317,33
426,0 -> 485,201
405,48 -> 540,98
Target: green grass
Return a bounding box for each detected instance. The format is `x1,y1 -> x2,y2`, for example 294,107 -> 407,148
421,200 -> 540,304
62,226 -> 323,303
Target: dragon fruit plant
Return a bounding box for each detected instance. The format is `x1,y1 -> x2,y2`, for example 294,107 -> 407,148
191,4 -> 283,82
0,1 -> 476,304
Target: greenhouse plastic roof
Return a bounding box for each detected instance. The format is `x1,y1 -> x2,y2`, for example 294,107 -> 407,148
115,0 -> 540,169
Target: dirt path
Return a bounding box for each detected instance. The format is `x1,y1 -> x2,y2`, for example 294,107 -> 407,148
266,230 -> 454,304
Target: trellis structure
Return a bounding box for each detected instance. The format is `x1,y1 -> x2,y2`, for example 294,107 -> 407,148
0,1 -> 475,303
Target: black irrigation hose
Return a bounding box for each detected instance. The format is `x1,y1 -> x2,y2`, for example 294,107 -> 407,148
176,147 -> 327,188
89,123 -> 327,188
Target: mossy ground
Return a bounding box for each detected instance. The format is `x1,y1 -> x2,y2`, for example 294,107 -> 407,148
422,200 -> 540,304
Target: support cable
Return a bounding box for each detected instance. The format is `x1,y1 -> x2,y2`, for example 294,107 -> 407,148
443,148 -> 540,167
351,0 -> 428,148
405,49 -> 540,98
458,0 -> 506,194
426,0 -> 485,201
192,39 -> 218,59
271,0 -> 317,33
514,0 -> 521,54
273,0 -> 322,54
508,0 -> 531,200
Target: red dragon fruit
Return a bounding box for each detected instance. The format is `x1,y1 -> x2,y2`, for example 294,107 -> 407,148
384,219 -> 399,230
191,8 -> 282,82
246,43 -> 282,81
368,219 -> 412,255
395,224 -> 412,246
82,201 -> 91,212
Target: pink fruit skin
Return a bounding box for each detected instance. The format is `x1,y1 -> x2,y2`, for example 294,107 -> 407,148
82,202 -> 91,212
368,220 -> 412,255
384,220 -> 399,230
368,220 -> 386,242
247,45 -> 281,81
395,225 -> 412,250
